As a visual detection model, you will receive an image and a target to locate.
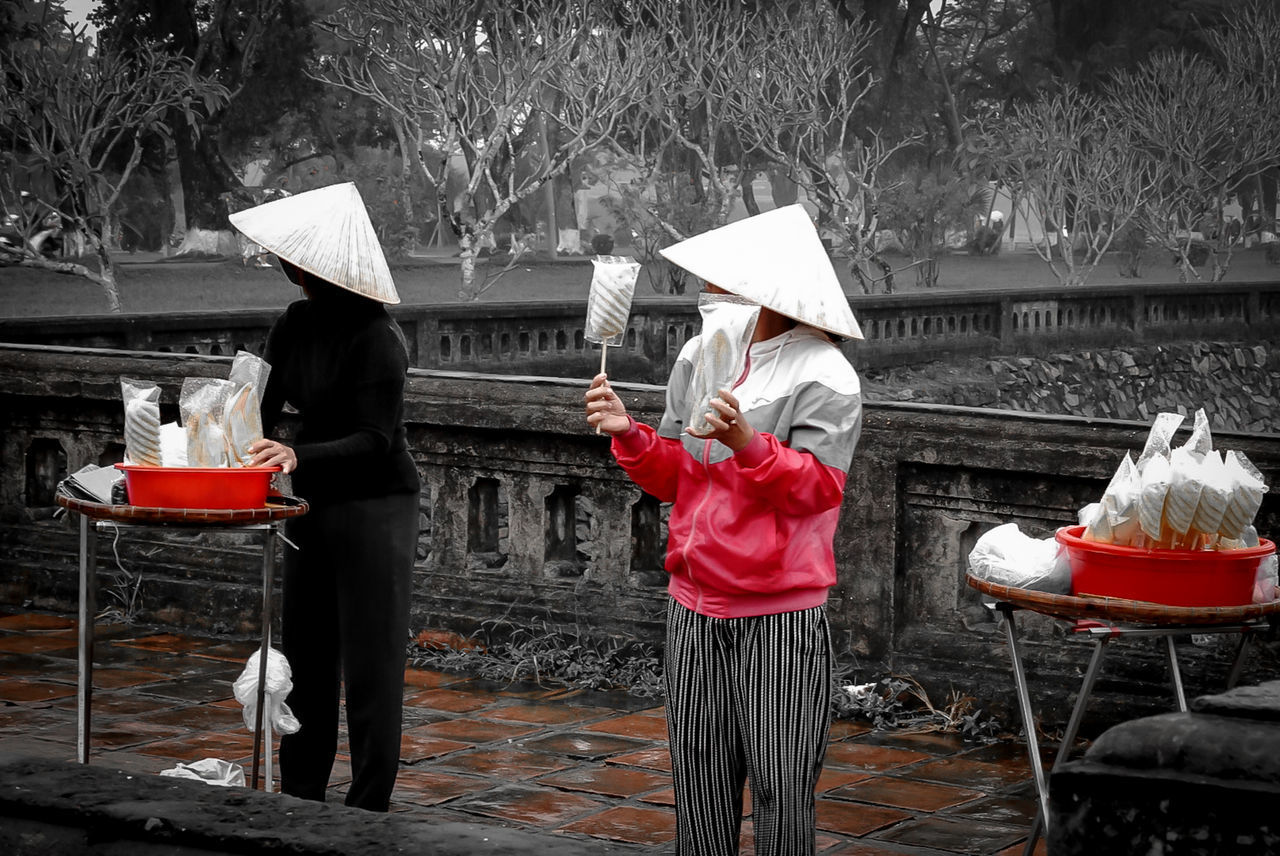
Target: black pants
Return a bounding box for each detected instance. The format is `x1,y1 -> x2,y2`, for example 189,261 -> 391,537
278,491 -> 417,811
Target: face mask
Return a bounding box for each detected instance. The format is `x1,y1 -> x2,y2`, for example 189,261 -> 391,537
687,293 -> 761,436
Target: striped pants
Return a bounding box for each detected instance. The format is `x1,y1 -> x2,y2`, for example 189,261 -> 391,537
664,599 -> 833,856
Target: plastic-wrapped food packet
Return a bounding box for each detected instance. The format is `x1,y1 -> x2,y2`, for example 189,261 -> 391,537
1190,450 -> 1230,537
1220,451 -> 1267,540
585,256 -> 641,351
1181,408 -> 1214,457
120,377 -> 163,467
1163,446 -> 1205,539
180,377 -> 237,467
1084,453 -> 1139,545
224,352 -> 271,466
1136,412 -> 1185,469
1137,453 -> 1172,543
687,294 -> 761,437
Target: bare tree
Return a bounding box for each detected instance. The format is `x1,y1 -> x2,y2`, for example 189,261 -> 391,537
1110,3 -> 1280,282
981,87 -> 1152,287
0,19 -> 228,311
317,0 -> 661,301
727,3 -> 907,293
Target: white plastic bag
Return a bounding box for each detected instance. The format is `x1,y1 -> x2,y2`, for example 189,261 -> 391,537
968,523 -> 1072,594
232,648 -> 301,736
159,757 -> 245,787
687,293 -> 761,436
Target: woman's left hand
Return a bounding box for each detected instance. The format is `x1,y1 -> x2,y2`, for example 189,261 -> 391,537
686,388 -> 754,452
248,439 -> 298,474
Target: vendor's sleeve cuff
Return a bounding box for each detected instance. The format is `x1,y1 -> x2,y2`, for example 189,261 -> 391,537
611,416 -> 647,455
733,430 -> 769,467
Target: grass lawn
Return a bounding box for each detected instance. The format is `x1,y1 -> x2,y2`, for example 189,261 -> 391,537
3,243 -> 1279,318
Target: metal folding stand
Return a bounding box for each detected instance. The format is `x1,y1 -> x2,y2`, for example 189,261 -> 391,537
990,599 -> 1266,856
59,494 -> 306,793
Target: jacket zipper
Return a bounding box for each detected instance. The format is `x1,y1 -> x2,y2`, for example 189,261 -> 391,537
686,437 -> 715,613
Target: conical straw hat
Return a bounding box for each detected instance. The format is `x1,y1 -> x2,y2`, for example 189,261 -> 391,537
229,182 -> 400,304
659,204 -> 862,339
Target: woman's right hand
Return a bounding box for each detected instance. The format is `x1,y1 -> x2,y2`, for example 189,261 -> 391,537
584,373 -> 631,435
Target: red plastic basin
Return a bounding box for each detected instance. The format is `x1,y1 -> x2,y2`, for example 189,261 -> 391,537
1056,525 -> 1274,607
115,464 -> 280,510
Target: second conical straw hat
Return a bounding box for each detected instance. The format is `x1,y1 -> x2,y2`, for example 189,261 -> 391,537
229,182 -> 400,304
659,204 -> 862,339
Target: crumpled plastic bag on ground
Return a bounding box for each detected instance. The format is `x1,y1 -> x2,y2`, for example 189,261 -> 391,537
233,647 -> 301,736
159,757 -> 245,787
968,522 -> 1072,594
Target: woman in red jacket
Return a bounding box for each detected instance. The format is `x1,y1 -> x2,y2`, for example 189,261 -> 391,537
585,205 -> 864,856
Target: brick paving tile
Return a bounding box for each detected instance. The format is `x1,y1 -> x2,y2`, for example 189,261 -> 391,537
187,640 -> 260,663
68,720 -> 191,750
403,667 -> 466,690
0,635 -> 76,655
43,642 -> 169,666
582,711 -> 669,742
996,838 -> 1046,856
399,729 -> 471,763
735,824 -> 848,856
874,815 -> 1026,854
0,736 -> 75,763
133,676 -> 236,705
135,703 -> 245,731
824,741 -> 931,772
0,677 -> 77,703
827,777 -> 984,812
455,678 -> 565,700
817,766 -> 873,792
554,687 -> 662,712
829,719 -> 875,740
639,786 -> 675,806
0,706 -> 70,735
608,745 -> 672,772
414,717 -> 539,744
815,799 -> 911,837
559,804 -> 676,845
905,757 -> 1032,792
0,613 -> 76,631
521,730 -> 650,760
940,794 -> 1037,826
136,731 -> 257,761
86,667 -> 170,690
389,768 -> 493,806
433,746 -> 573,779
402,687 -> 498,713
483,701 -> 614,726
538,764 -> 670,798
825,841 -> 951,855
859,730 -> 970,756
51,691 -> 173,717
636,705 -> 665,716
113,633 -> 214,653
450,783 -> 605,826
0,653 -> 60,677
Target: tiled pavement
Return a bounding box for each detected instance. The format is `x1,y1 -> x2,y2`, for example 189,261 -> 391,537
0,609 -> 1048,855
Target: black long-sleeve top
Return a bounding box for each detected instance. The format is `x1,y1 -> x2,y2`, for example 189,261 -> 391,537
261,289 -> 420,504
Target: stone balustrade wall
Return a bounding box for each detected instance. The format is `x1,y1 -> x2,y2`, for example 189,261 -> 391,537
1,343 -> 1278,730
4,281 -> 1278,384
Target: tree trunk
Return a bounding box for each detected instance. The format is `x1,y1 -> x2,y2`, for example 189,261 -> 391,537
458,232 -> 479,300
173,121 -> 238,251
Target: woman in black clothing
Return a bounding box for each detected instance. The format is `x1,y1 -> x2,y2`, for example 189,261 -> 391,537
230,182 -> 419,812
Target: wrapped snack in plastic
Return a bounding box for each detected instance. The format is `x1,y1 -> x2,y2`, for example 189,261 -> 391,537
160,421 -> 188,466
180,377 -> 237,467
1220,451 -> 1267,540
687,294 -> 761,437
1181,408 -> 1214,458
585,256 -> 641,353
1163,446 -> 1205,539
1084,453 -> 1140,545
1190,450 -> 1231,537
1135,411 -> 1185,469
120,378 -> 163,467
967,522 -> 1071,594
222,353 -> 271,466
1137,453 -> 1172,544
1253,553 -> 1278,603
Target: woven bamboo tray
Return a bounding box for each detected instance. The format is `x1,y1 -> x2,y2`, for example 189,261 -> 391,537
56,491 -> 308,525
967,574 -> 1280,626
